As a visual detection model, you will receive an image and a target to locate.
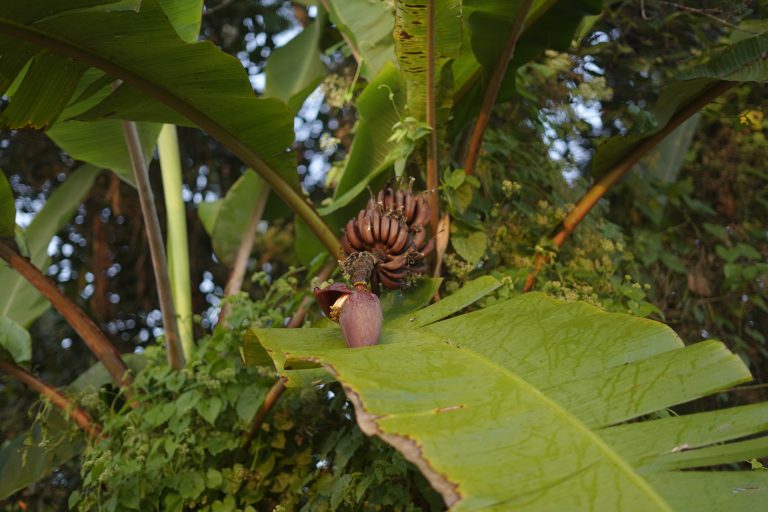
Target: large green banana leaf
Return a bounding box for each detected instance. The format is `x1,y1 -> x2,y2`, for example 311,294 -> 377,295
245,283 -> 768,511
393,0 -> 462,122
0,0 -> 338,254
43,0 -> 202,185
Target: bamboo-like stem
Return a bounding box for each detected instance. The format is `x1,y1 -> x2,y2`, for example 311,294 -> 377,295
0,240 -> 131,389
158,124 -> 195,361
463,0 -> 534,176
0,360 -> 101,438
0,21 -> 341,257
425,0 -> 439,237
244,260 -> 336,444
220,184 -> 270,323
523,81 -> 735,292
120,120 -> 184,370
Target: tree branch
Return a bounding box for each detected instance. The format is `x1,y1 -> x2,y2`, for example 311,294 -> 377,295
425,0 -> 439,237
463,0 -> 534,177
0,360 -> 101,438
523,80 -> 735,292
120,119 -> 184,370
0,240 -> 132,389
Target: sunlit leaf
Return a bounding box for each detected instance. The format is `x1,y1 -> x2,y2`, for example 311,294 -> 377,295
393,0 -> 462,122
246,289 -> 766,510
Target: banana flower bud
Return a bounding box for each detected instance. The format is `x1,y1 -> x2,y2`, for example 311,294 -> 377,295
313,283 -> 382,348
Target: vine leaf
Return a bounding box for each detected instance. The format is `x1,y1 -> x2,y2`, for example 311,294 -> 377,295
246,289 -> 768,510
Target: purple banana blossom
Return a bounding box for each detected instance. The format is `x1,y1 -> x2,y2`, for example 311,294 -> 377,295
313,283 -> 382,348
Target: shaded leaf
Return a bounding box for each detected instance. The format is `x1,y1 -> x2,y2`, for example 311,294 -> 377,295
0,316 -> 31,363
293,216 -> 327,267
43,0 -> 201,183
0,420 -> 84,500
680,34 -> 768,82
198,170 -> 266,266
321,62 -> 405,212
380,277 -> 443,323
236,384 -> 267,424
0,165 -> 100,327
265,13 -> 326,113
0,0 -> 338,254
593,33 -> 768,179
449,0 -> 601,134
196,397 -> 223,426
325,0 -> 395,79
451,231 -> 487,265
0,168 -> 13,238
0,51 -> 86,129
46,70 -> 160,186
393,0 -> 462,121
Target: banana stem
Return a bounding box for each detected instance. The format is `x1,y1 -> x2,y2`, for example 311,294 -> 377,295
157,124 -> 195,361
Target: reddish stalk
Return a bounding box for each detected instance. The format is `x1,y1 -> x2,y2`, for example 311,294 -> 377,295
523,80 -> 735,292
244,260 -> 336,444
0,241 -> 132,389
246,377 -> 287,442
220,185 -> 270,324
120,119 -> 184,370
0,360 -> 101,438
425,0 -> 439,237
464,0 -> 534,177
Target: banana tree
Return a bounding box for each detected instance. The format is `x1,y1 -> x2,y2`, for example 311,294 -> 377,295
1,0 -> 767,509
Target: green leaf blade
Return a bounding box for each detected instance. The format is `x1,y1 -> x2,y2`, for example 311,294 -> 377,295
246,288 -> 764,510
0,168 -> 14,238
0,317 -> 31,363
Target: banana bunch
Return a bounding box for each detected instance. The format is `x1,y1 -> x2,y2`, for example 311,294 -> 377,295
340,184 -> 434,292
